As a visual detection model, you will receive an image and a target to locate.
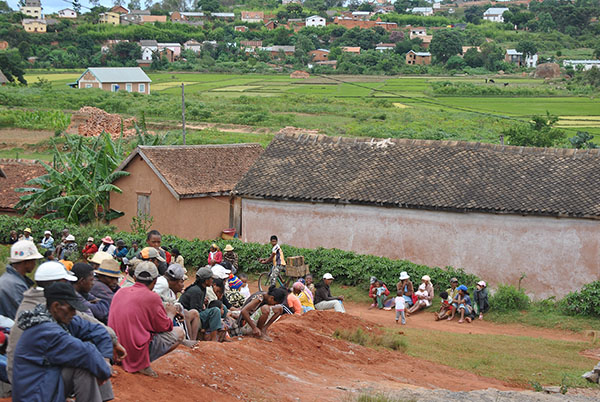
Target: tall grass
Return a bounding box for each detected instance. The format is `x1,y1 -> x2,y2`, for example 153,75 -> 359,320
0,109 -> 70,131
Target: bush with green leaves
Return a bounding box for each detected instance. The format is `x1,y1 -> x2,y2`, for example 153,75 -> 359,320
559,281 -> 600,317
0,215 -> 478,290
490,284 -> 530,312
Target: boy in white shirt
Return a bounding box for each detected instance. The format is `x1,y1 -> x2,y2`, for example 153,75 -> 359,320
394,290 -> 406,325
238,273 -> 251,300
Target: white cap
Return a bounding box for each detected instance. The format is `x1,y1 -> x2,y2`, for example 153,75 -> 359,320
323,273 -> 334,280
477,280 -> 487,287
87,237 -> 94,242
9,240 -> 43,263
34,261 -> 77,282
44,230 -> 52,235
65,235 -> 75,241
211,264 -> 231,280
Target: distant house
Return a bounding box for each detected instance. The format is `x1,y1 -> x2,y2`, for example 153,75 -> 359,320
58,8 -> 77,18
241,40 -> 262,48
282,0 -> 301,4
406,50 -> 431,65
76,67 -> 152,94
410,27 -> 426,36
22,19 -> 46,33
0,41 -> 9,50
309,49 -> 329,62
375,43 -> 395,52
0,160 -> 47,216
120,9 -> 150,25
99,12 -> 120,25
157,43 -> 181,58
241,11 -> 264,23
563,60 -> 600,71
233,133 -> 600,299
110,5 -> 129,14
505,49 -> 538,68
212,12 -> 235,20
141,15 -> 167,23
184,40 -> 202,53
171,11 -> 204,22
261,45 -> 295,58
306,15 -> 326,27
20,0 -> 42,19
234,25 -> 248,32
483,7 -> 509,23
410,7 -> 433,16
110,145 -> 263,240
264,20 -> 278,30
0,70 -> 8,85
417,35 -> 433,49
342,46 -> 361,54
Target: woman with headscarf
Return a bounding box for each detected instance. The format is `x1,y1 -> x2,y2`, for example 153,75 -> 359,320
207,244 -> 222,266
293,282 -> 314,313
368,276 -> 378,309
407,275 -> 434,315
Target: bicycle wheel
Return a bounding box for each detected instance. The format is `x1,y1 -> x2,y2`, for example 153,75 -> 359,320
257,271 -> 271,292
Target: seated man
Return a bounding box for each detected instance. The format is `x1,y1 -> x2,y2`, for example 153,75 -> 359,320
0,240 -> 42,320
153,264 -> 200,342
6,261 -> 124,402
91,258 -> 122,324
12,282 -> 113,402
179,267 -> 223,342
314,273 -> 345,313
72,262 -> 110,321
108,262 -> 184,378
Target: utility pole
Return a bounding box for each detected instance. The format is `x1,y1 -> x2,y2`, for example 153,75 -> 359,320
181,83 -> 186,145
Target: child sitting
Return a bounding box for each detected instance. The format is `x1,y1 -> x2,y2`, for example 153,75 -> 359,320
238,273 -> 251,300
394,290 -> 406,325
375,280 -> 391,310
414,283 -> 428,302
435,291 -> 452,321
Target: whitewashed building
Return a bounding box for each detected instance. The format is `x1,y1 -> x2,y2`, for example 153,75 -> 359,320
58,8 -> 77,18
483,8 -> 509,23
306,15 -> 326,27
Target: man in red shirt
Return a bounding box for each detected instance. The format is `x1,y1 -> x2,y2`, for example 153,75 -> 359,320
108,261 -> 184,377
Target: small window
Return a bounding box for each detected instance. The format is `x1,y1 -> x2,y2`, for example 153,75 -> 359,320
111,84 -> 119,92
138,83 -> 145,93
137,194 -> 150,216
85,83 -> 92,88
126,83 -> 132,92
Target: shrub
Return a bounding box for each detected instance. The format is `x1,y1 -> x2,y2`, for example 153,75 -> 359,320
333,328 -> 407,352
0,216 -> 478,290
490,284 -> 530,312
559,281 -> 600,317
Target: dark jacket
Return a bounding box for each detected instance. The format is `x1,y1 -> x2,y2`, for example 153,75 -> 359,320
314,283 -> 337,305
473,288 -> 490,314
179,281 -> 207,312
12,304 -> 112,402
0,265 -> 34,320
90,279 -> 119,324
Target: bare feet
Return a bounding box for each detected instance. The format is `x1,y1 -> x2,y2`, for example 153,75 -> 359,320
137,367 -> 158,378
182,340 -> 198,348
458,319 -> 464,324
465,317 -> 472,323
434,315 -> 440,321
260,334 -> 273,342
479,314 -> 483,320
447,316 -> 453,321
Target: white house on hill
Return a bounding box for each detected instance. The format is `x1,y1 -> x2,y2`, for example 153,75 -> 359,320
306,15 -> 326,27
483,8 -> 509,23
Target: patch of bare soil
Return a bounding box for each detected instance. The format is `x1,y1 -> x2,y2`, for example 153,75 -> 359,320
146,121 -> 273,135
0,129 -> 54,148
107,311 -> 515,402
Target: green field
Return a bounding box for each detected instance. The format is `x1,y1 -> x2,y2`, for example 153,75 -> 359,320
9,71 -> 600,147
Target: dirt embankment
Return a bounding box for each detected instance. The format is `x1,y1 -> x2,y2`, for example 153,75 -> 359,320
106,311 -> 515,402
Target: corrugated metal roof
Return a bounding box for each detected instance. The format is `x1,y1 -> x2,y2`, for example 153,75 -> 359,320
81,67 -> 151,83
484,7 -> 509,15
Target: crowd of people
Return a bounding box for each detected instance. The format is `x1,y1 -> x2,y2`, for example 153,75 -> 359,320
369,272 -> 490,325
0,229 -> 349,401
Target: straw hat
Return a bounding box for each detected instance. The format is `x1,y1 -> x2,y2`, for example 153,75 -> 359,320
94,258 -> 122,278
224,244 -> 234,252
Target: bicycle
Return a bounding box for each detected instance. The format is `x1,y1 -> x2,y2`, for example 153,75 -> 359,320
257,267 -> 299,292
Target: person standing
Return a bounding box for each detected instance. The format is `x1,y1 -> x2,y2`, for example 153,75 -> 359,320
259,235 -> 286,286
314,273 -> 345,313
12,282 -> 112,402
0,241 -> 42,319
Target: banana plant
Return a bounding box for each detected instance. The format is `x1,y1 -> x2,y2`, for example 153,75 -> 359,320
15,132 -> 130,224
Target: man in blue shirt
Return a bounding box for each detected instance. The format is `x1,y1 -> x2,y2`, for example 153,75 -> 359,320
0,240 -> 42,319
12,282 -> 112,402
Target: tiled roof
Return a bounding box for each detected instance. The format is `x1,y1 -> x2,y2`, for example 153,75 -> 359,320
117,145 -> 263,199
233,134 -> 600,218
0,160 -> 47,211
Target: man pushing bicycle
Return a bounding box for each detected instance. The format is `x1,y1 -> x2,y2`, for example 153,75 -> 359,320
258,235 -> 286,286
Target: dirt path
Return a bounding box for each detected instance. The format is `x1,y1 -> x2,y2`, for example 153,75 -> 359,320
0,128 -> 54,148
345,302 -> 588,343
147,121 -> 273,135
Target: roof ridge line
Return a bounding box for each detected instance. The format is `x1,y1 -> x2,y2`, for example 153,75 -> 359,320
273,133 -> 600,157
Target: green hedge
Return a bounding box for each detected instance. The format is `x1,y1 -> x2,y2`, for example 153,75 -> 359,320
0,215 -> 479,291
